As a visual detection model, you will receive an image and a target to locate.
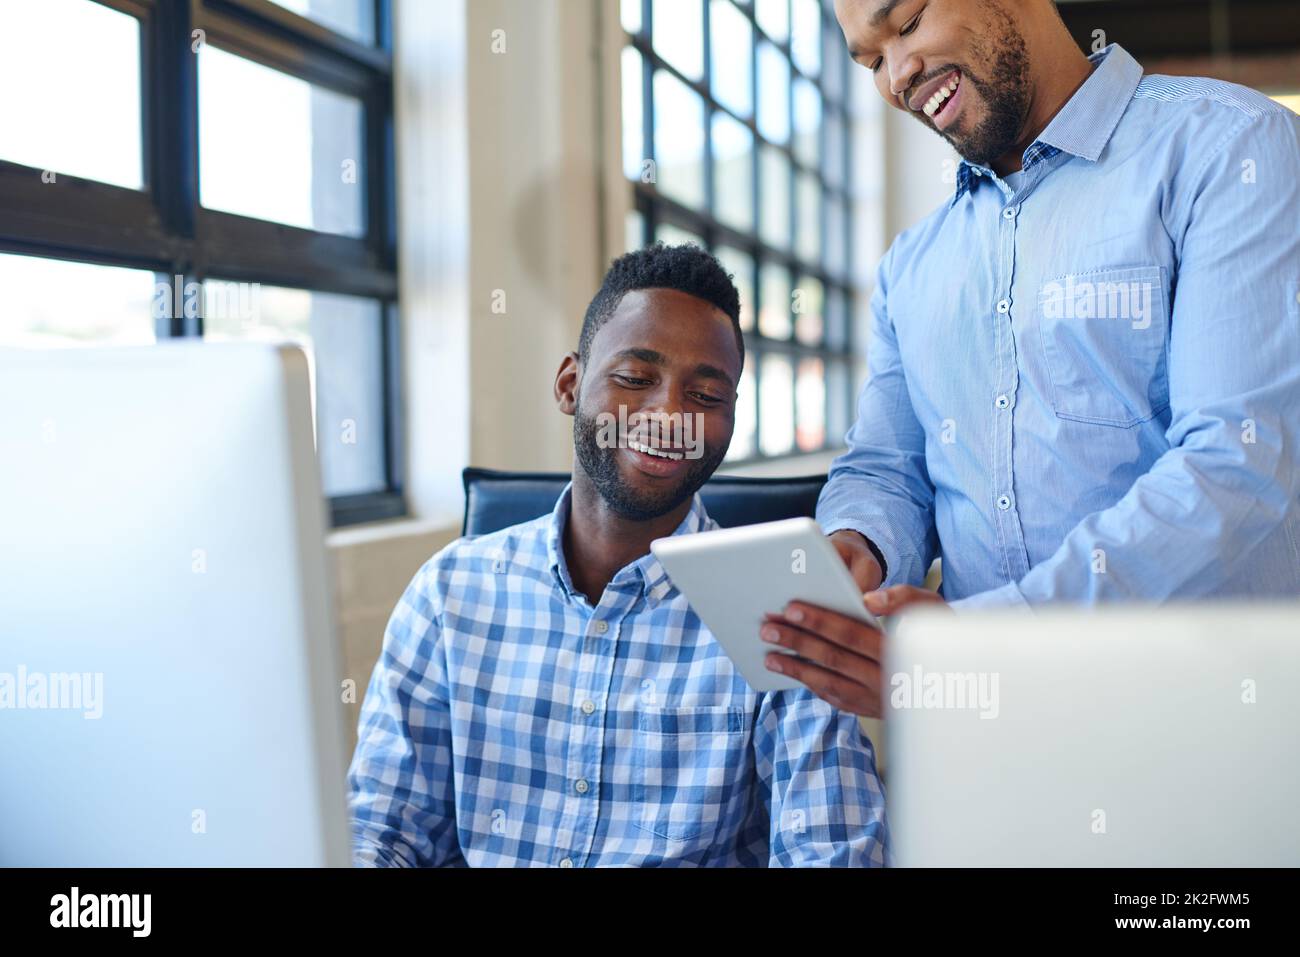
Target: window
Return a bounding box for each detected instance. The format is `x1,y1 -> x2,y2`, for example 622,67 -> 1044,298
0,0 -> 399,527
622,0 -> 859,462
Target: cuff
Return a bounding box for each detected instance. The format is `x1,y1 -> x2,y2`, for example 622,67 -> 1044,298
947,581 -> 1031,610
820,519 -> 913,588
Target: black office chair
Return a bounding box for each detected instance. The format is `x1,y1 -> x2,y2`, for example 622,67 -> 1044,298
462,467 -> 828,536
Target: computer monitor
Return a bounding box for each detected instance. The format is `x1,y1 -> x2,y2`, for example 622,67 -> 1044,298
0,342 -> 350,866
887,603 -> 1300,866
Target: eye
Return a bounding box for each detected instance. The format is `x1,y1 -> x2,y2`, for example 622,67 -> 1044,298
870,56 -> 883,73
614,374 -> 651,386
900,11 -> 922,36
689,391 -> 724,405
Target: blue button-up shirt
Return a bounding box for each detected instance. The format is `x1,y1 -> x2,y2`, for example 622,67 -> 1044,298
818,44 -> 1300,607
348,486 -> 888,866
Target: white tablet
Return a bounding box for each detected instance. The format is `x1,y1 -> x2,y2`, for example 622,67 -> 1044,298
650,517 -> 881,692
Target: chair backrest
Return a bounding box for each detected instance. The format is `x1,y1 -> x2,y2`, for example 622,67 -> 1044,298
462,467 -> 827,536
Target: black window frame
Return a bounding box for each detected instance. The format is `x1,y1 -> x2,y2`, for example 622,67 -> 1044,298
0,0 -> 403,527
623,0 -> 859,464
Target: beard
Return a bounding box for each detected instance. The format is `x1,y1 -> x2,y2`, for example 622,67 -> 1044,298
925,1 -> 1031,168
572,402 -> 728,521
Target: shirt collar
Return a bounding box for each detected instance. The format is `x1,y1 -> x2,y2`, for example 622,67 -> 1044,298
951,43 -> 1144,204
546,482 -> 713,605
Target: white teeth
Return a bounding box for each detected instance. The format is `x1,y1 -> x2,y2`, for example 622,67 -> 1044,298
628,440 -> 683,461
923,76 -> 959,117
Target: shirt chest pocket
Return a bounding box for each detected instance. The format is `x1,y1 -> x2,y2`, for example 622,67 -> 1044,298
1036,264 -> 1171,427
633,705 -> 751,843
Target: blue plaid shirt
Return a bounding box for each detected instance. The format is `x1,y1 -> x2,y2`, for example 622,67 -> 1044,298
347,486 -> 889,867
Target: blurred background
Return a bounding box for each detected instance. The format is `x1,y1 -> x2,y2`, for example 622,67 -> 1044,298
1,0 -> 1295,742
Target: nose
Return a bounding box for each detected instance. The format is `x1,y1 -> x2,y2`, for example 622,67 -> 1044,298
633,381 -> 688,433
887,50 -> 923,106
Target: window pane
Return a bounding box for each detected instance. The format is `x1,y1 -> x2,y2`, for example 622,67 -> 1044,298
199,46 -> 365,237
204,283 -> 386,497
0,0 -> 142,189
795,171 -> 820,262
622,47 -> 646,180
826,357 -> 849,446
756,42 -> 790,144
795,356 -> 826,451
822,21 -> 844,103
626,208 -> 646,251
266,0 -> 375,44
652,69 -> 706,208
653,0 -> 703,81
714,245 -> 755,333
622,0 -> 643,34
755,0 -> 789,42
824,111 -> 845,186
656,222 -> 704,247
759,145 -> 791,250
710,0 -> 752,117
790,0 -> 821,77
759,353 -> 794,456
758,264 -> 791,339
712,113 -> 754,232
792,79 -> 821,169
0,254 -> 154,348
826,285 -> 848,350
793,274 -> 824,345
727,360 -> 758,461
826,197 -> 847,276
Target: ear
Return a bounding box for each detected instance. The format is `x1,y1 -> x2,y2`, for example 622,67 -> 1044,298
554,351 -> 580,416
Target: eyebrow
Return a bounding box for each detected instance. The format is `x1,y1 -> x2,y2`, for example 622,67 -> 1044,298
846,0 -> 907,59
609,348 -> 736,390
870,0 -> 907,27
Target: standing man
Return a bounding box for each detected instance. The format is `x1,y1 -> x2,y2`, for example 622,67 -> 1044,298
758,0 -> 1300,717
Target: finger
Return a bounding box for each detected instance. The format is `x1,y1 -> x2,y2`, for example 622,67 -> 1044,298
760,620 -> 881,689
865,584 -> 942,614
776,601 -> 885,662
863,590 -> 891,615
765,651 -> 880,717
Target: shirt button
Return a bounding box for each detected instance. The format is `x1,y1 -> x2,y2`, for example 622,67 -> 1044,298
1003,206 -> 1017,219
995,394 -> 1010,410
575,778 -> 589,794
559,858 -> 573,868
996,298 -> 1011,314
492,559 -> 505,573
997,495 -> 1012,510
593,620 -> 608,635
580,699 -> 596,715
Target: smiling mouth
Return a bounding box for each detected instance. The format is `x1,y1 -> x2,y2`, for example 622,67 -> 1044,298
922,71 -> 961,120
626,439 -> 684,461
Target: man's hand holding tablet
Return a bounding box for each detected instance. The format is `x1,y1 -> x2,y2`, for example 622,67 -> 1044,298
651,519 -> 947,715
763,528 -> 948,717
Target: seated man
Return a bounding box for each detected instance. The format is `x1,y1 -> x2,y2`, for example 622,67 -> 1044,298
347,243 -> 888,866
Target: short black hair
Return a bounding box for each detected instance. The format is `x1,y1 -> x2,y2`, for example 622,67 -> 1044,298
579,242 -> 744,369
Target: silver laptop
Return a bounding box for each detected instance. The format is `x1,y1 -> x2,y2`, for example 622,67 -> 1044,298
887,603 -> 1300,866
0,342 -> 350,866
